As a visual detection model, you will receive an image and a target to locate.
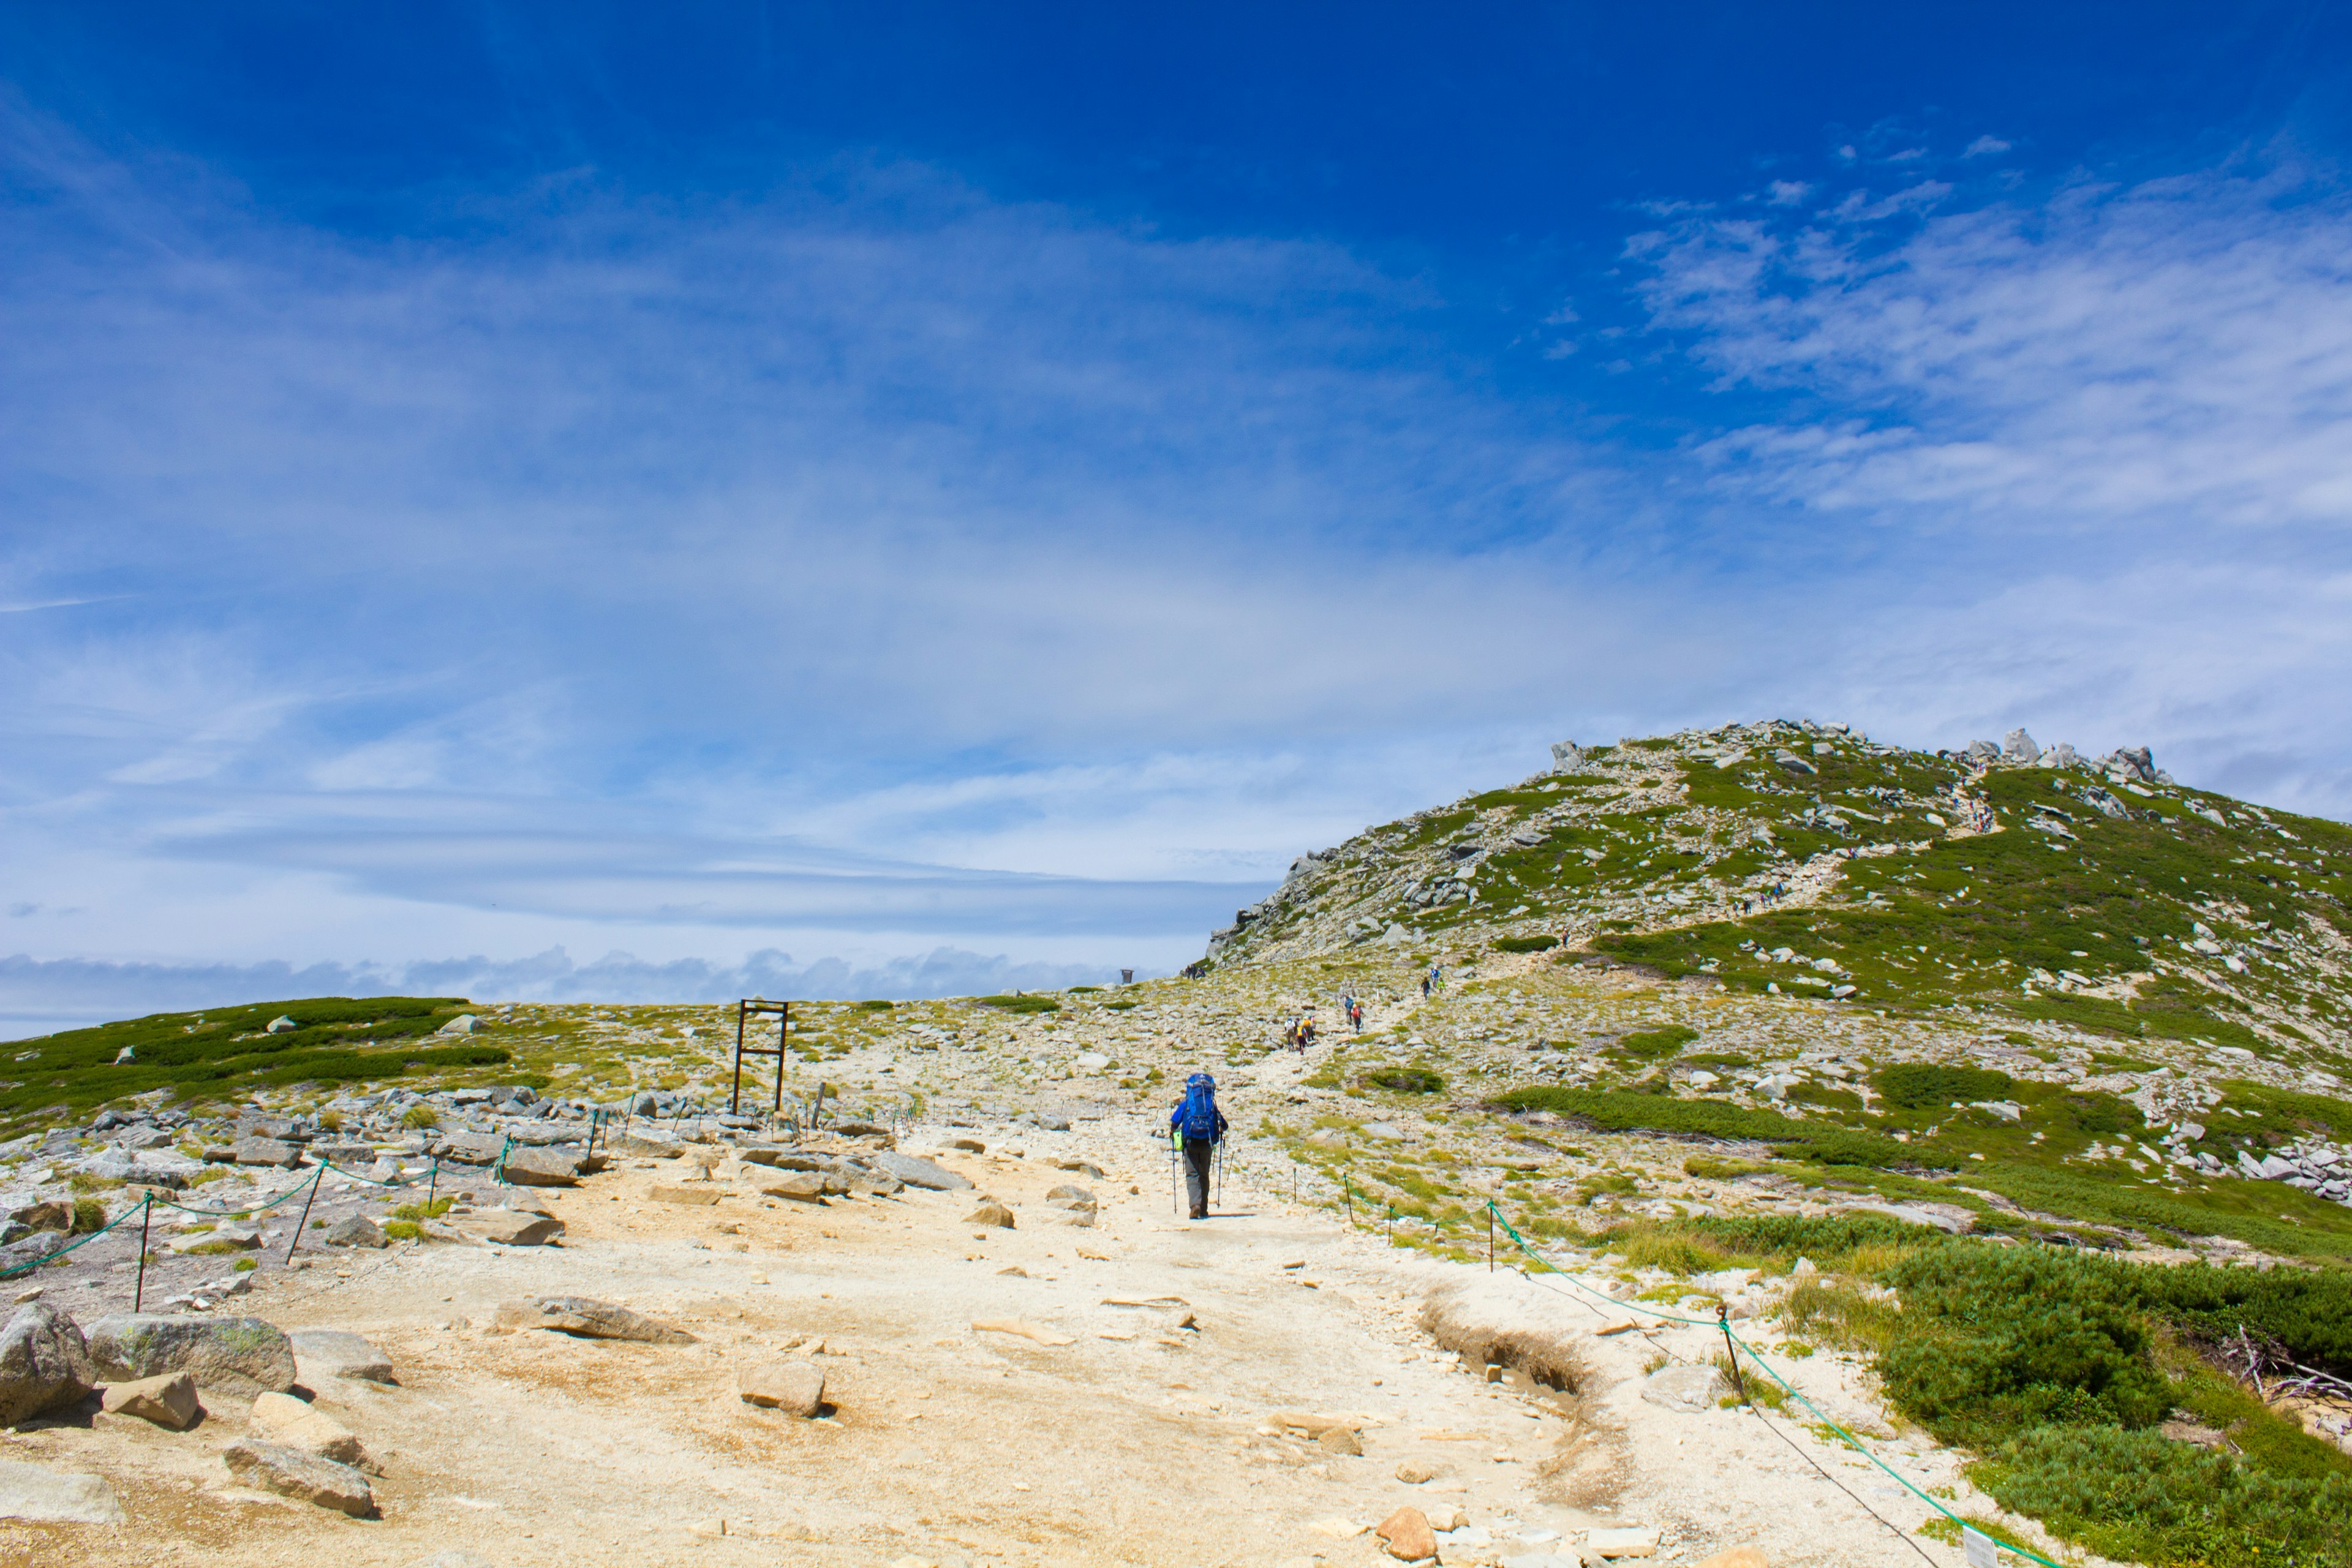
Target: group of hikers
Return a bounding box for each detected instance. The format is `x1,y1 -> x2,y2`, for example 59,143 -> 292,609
1281,992 -> 1370,1052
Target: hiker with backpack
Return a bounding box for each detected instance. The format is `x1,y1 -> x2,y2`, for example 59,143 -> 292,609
1167,1071 -> 1229,1220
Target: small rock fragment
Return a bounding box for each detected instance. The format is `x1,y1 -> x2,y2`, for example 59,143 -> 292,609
1374,1506 -> 1436,1561
249,1390 -> 368,1468
456,1211 -> 565,1246
1317,1425 -> 1363,1457
648,1185 -> 723,1206
761,1174 -> 828,1204
492,1296 -> 695,1343
99,1370 -> 201,1430
320,1215 -> 389,1249
1693,1549 -> 1767,1568
1586,1526 -> 1663,1558
1394,1460 -> 1436,1483
967,1202 -> 1016,1229
736,1360 -> 826,1417
970,1319 -> 1074,1346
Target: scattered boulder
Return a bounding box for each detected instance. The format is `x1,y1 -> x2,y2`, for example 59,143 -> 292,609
437,1131 -> 508,1166
7,1203 -> 67,1234
949,1139 -> 986,1154
492,1296 -> 695,1344
1587,1526 -> 1663,1558
222,1438 -> 374,1517
1640,1364 -> 1729,1414
649,1185 -> 723,1207
1394,1461 -> 1436,1483
761,1174 -> 828,1204
437,1014 -> 481,1035
967,1201 -> 1016,1229
233,1137 -> 303,1169
1316,1425 -> 1362,1457
249,1390 -> 368,1468
0,1460 -> 124,1524
171,1221 -> 262,1253
288,1330 -> 394,1386
85,1313 -> 298,1398
1049,1158 -> 1105,1178
1046,1184 -> 1095,1204
1694,1549 -> 1767,1568
0,1303 -> 94,1425
320,1215 -> 388,1249
265,1016 -> 299,1034
0,1234 -> 66,1276
869,1152 -> 973,1191
99,1370 -> 201,1430
502,1147 -> 601,1187
457,1210 -> 564,1246
1375,1505 -> 1436,1561
736,1360 -> 825,1417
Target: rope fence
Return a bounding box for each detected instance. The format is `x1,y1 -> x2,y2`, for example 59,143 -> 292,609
1483,1199 -> 2057,1568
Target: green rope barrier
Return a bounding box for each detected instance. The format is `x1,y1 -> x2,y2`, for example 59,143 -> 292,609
0,1194 -> 155,1279
1484,1200 -> 2061,1568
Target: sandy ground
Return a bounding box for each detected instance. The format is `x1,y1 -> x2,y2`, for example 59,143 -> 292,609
0,1112 -> 2021,1568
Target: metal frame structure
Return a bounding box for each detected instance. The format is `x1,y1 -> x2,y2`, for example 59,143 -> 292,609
731,997 -> 791,1118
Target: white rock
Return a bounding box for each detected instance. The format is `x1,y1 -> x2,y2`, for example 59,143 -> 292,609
0,1460 -> 124,1524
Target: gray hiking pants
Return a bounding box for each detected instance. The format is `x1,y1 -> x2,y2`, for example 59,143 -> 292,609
1181,1139 -> 1215,1217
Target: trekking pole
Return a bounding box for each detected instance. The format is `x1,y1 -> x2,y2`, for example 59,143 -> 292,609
134,1193 -> 152,1311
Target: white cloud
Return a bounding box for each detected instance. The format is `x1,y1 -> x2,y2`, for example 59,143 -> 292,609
1765,180 -> 1812,206
1965,136 -> 2014,158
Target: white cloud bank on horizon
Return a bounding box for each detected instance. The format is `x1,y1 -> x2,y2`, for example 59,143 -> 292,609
7,111 -> 2352,1030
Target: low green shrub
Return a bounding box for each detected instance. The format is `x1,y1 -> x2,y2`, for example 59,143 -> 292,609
978,994 -> 1060,1014
380,1219 -> 421,1241
1366,1067 -> 1445,1094
402,1104 -> 440,1129
1973,1425 -> 2352,1568
69,1197 -> 108,1233
1494,935 -> 1560,954
1876,1063 -> 2013,1110
1615,1025 -> 1698,1060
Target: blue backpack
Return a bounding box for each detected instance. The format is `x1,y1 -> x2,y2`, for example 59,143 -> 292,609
1178,1073 -> 1221,1141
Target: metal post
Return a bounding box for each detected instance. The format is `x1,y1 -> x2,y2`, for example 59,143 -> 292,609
426,1158 -> 439,1214
1488,1202 -> 1494,1273
731,1000 -> 747,1115
284,1169 -> 323,1264
1718,1303 -> 1749,1404
135,1194 -> 152,1311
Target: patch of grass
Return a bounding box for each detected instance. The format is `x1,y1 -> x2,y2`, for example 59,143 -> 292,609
1490,1085 -> 1931,1170
1365,1067 -> 1446,1094
69,1197 -> 108,1232
232,1257 -> 257,1272
1614,1025 -> 1699,1061
391,1196 -> 455,1222
402,1104 -> 440,1129
380,1219 -> 421,1241
1494,935 -> 1561,954
854,999 -> 896,1011
978,995 -> 1060,1014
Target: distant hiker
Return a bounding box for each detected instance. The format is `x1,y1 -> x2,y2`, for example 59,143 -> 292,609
1420,975 -> 1430,998
1168,1072 -> 1228,1220
1351,999 -> 1364,1031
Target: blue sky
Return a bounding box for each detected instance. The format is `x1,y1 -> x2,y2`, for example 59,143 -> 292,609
6,3 -> 2352,1034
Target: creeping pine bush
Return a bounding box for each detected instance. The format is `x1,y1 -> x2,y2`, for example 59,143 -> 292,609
1975,1427 -> 2352,1568
1878,1248 -> 2169,1450
1875,1063 -> 2013,1110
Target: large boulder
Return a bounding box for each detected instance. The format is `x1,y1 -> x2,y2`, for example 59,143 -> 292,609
0,1304 -> 94,1426
492,1297 -> 695,1344
870,1152 -> 972,1191
320,1215 -> 388,1249
436,1130 -> 508,1166
233,1137 -> 303,1169
288,1330 -> 394,1386
85,1313 -> 297,1398
222,1438 -> 374,1517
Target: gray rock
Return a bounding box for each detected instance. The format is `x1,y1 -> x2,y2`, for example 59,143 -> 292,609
288,1329 -> 394,1385
457,1212 -> 564,1246
234,1136 -> 303,1168
1549,740 -> 1585,773
762,1174 -> 829,1204
437,1014 -> 481,1036
966,1202 -> 1016,1229
2003,728 -> 2041,764
1639,1363 -> 1730,1414
2259,1153 -> 2297,1180
85,1313 -> 297,1398
500,1146 -> 600,1186
320,1215 -> 388,1249
171,1220 -> 262,1253
222,1438 -> 375,1517
436,1130 -> 508,1165
492,1296 -> 695,1344
264,1016 -> 299,1034
99,1370 -> 201,1429
869,1153 -> 973,1191
0,1303 -> 94,1425
0,1460 -> 124,1523
0,1233 -> 66,1277
736,1359 -> 825,1416
1046,1185 -> 1096,1204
